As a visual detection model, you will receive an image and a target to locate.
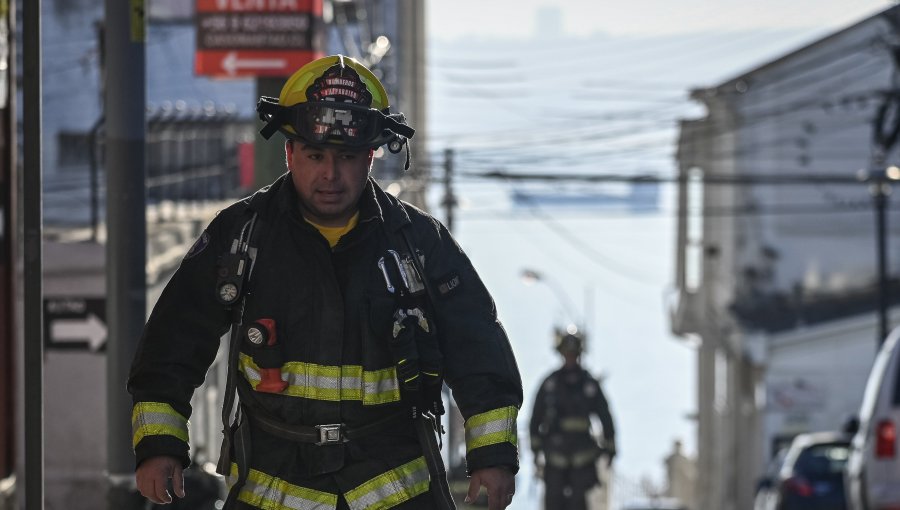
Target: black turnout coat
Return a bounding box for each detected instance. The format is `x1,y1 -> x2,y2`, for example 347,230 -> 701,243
128,174 -> 523,509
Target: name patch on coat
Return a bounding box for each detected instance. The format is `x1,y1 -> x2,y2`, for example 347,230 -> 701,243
437,272 -> 461,296
185,231 -> 210,259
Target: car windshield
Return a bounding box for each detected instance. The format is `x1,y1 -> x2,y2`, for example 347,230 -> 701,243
794,442 -> 849,480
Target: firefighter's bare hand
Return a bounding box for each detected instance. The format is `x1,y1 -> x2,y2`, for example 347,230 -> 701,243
533,457 -> 544,480
466,466 -> 515,510
136,455 -> 185,504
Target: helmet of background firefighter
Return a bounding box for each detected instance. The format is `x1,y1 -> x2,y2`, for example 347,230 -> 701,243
554,326 -> 586,356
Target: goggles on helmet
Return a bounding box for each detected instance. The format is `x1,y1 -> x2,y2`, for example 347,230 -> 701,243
256,96 -> 415,152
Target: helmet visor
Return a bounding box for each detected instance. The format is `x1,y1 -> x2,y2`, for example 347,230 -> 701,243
288,101 -> 383,147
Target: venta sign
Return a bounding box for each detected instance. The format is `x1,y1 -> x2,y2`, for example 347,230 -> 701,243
195,0 -> 324,78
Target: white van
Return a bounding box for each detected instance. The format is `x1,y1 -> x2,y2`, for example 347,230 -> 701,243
845,328 -> 900,510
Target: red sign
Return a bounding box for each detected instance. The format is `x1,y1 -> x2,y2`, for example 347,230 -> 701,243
195,0 -> 323,78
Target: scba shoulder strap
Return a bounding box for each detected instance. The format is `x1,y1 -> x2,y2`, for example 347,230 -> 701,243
214,209 -> 260,509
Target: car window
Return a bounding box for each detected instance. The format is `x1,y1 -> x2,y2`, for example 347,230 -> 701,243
794,442 -> 849,480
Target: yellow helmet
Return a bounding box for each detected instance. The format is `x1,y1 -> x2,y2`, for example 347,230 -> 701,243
256,55 -> 414,152
555,330 -> 585,355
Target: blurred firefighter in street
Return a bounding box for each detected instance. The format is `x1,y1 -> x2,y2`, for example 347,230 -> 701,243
128,55 -> 522,510
530,328 -> 616,510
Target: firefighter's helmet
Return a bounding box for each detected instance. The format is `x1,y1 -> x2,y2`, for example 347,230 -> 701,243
256,55 -> 414,152
555,329 -> 585,355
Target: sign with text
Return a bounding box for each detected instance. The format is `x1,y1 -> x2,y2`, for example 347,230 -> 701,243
195,0 -> 324,78
43,297 -> 108,352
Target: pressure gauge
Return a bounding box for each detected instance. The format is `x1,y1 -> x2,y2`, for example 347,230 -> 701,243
218,282 -> 239,304
246,325 -> 266,345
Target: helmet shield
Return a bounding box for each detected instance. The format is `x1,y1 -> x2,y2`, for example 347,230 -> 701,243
294,101 -> 380,147
257,97 -> 414,148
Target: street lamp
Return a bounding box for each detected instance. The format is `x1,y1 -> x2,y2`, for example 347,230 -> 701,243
520,268 -> 585,333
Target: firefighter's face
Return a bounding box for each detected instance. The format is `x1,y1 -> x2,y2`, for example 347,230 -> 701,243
286,141 -> 373,227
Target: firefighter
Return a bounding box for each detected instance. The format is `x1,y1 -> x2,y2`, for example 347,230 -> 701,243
129,55 -> 522,510
529,328 -> 616,510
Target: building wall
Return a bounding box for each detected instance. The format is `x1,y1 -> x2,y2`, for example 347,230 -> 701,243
725,17 -> 897,296
673,7 -> 900,510
762,314 -> 883,460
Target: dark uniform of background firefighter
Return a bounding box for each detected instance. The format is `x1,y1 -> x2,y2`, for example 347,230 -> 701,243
128,55 -> 523,510
530,329 -> 616,510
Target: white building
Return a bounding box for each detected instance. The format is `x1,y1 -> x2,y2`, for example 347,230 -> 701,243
671,6 -> 900,510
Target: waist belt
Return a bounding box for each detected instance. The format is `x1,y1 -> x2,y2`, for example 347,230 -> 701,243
250,411 -> 409,445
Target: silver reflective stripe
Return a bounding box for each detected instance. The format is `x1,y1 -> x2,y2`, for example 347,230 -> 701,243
467,419 -> 508,441
362,373 -> 400,405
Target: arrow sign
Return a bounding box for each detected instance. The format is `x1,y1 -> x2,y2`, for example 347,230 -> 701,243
44,297 -> 107,351
50,314 -> 108,351
222,51 -> 287,76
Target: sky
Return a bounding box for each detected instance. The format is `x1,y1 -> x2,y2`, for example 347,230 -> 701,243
423,1 -> 895,507
427,1 -> 890,39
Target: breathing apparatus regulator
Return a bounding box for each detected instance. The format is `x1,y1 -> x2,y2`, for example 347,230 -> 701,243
256,54 -> 415,167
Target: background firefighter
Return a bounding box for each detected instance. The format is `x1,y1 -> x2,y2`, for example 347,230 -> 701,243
128,55 -> 522,510
529,329 -> 616,510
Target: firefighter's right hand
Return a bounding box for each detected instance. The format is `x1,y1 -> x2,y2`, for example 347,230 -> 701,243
532,453 -> 544,480
136,455 -> 185,504
606,443 -> 617,467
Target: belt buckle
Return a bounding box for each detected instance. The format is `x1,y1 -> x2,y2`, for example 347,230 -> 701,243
315,424 -> 344,445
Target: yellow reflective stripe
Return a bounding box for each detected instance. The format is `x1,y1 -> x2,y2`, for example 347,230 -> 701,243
229,463 -> 338,510
465,406 -> 518,453
546,450 -> 600,468
559,417 -> 590,432
131,402 -> 188,449
344,457 -> 430,510
239,354 -> 400,405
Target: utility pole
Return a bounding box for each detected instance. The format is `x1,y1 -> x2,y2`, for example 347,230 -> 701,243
871,167 -> 891,346
866,91 -> 900,347
442,149 -> 456,233
22,0 -> 44,506
104,0 -> 147,508
397,0 -> 427,208
0,0 -> 15,483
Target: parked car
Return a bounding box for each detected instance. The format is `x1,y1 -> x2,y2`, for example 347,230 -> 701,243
846,327 -> 900,510
763,431 -> 850,510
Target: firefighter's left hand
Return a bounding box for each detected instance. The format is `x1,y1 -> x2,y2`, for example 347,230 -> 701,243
466,466 -> 515,510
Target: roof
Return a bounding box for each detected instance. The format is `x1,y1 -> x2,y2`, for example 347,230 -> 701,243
691,5 -> 900,99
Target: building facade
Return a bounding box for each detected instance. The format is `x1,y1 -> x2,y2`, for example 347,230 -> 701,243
671,6 -> 900,510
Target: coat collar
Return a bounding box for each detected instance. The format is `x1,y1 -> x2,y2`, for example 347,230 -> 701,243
250,172 -> 412,233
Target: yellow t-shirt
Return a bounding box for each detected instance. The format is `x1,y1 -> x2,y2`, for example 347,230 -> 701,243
305,212 -> 360,248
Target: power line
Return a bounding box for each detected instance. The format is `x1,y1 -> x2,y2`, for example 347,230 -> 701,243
459,169 -> 870,186
458,202 -> 873,220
